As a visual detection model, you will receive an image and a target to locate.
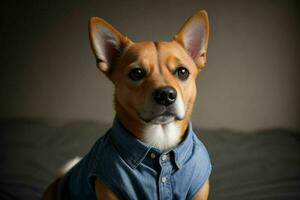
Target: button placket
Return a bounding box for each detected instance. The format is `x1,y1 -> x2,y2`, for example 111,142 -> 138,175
161,176 -> 167,183
161,154 -> 168,161
158,154 -> 173,200
160,153 -> 169,163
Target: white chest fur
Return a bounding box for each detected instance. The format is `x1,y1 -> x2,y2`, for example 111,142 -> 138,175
142,122 -> 181,151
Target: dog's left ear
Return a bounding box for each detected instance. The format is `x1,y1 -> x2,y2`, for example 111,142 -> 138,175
174,10 -> 209,70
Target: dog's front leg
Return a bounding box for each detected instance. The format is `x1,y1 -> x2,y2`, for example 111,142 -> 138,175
95,178 -> 119,200
193,179 -> 210,200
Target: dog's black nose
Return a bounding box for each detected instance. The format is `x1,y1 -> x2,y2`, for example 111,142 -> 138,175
153,86 -> 177,106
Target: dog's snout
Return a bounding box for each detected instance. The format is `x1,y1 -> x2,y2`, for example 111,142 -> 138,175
153,86 -> 177,106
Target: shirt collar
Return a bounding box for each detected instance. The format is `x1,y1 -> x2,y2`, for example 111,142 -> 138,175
171,121 -> 194,169
110,117 -> 152,169
109,117 -> 195,169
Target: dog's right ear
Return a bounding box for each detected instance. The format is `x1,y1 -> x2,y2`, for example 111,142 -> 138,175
89,17 -> 132,75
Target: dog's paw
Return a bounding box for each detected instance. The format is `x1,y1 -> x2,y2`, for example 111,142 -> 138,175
58,156 -> 82,176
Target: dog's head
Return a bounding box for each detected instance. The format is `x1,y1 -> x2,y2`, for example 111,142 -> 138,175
89,10 -> 209,140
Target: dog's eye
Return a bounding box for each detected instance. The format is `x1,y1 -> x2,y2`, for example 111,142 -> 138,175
175,66 -> 189,81
128,68 -> 146,81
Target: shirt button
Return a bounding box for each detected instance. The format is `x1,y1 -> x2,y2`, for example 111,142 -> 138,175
161,176 -> 167,183
150,153 -> 156,159
161,154 -> 168,161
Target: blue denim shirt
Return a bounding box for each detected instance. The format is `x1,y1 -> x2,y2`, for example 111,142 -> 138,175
58,118 -> 212,200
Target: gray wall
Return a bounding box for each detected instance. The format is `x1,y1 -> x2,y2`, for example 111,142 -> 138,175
1,0 -> 299,131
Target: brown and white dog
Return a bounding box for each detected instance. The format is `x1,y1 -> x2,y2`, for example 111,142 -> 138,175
43,10 -> 210,200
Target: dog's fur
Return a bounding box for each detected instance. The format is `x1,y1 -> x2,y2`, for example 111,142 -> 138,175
43,10 -> 210,200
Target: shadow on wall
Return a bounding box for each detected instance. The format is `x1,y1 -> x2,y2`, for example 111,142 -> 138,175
0,0 -> 299,131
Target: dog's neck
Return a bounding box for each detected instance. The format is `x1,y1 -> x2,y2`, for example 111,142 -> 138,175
142,122 -> 183,151
115,101 -> 189,151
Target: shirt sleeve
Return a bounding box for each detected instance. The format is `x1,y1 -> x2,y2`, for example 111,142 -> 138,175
189,138 -> 212,198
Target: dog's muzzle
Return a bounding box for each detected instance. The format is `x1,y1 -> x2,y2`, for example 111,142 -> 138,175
138,86 -> 183,125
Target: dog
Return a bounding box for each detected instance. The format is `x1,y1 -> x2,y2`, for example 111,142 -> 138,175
43,10 -> 211,200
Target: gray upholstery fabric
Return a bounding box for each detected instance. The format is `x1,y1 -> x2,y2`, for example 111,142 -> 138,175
1,119 -> 300,200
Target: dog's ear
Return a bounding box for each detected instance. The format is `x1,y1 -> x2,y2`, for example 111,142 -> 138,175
89,17 -> 132,75
174,10 -> 209,70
